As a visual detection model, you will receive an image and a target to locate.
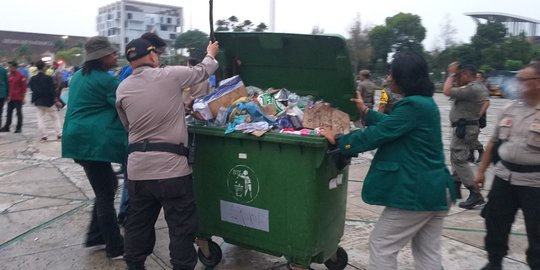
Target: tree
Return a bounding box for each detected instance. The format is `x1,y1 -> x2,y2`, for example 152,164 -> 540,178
385,13 -> 426,53
53,39 -> 67,52
367,12 -> 426,66
436,14 -> 458,50
55,47 -> 83,66
311,25 -> 324,35
174,29 -> 209,59
346,14 -> 372,74
504,59 -> 523,71
16,44 -> 32,63
368,25 -> 393,65
215,16 -> 267,32
471,21 -> 506,52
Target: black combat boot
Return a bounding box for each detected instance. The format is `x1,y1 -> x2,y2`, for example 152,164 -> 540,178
454,181 -> 462,199
458,186 -> 485,209
0,126 -> 9,132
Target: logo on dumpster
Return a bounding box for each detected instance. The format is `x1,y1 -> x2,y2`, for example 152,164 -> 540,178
227,165 -> 259,203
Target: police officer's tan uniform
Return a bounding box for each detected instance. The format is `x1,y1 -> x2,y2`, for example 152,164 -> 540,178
449,81 -> 489,203
357,70 -> 377,109
481,100 -> 540,268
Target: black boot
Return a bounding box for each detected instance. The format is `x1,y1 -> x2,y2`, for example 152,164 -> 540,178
476,148 -> 484,163
0,126 -> 9,132
454,181 -> 462,199
467,149 -> 475,162
458,186 -> 485,209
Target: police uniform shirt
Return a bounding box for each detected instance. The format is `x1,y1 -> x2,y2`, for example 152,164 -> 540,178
492,101 -> 540,187
358,79 -> 377,108
116,55 -> 218,180
449,81 -> 490,123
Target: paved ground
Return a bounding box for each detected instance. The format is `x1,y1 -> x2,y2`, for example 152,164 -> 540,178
0,92 -> 531,270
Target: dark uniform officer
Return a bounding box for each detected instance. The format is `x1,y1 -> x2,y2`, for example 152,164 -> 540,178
357,69 -> 377,109
475,63 -> 540,270
444,63 -> 490,209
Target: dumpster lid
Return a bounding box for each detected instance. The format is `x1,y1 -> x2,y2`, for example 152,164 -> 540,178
214,32 -> 358,119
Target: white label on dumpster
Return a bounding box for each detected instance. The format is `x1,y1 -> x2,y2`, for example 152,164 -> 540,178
238,153 -> 247,159
220,200 -> 269,232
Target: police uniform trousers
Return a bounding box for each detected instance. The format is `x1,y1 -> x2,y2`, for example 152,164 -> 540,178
482,176 -> 540,268
450,125 -> 480,187
124,175 -> 198,270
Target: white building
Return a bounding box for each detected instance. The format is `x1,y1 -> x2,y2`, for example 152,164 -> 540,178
97,0 -> 183,56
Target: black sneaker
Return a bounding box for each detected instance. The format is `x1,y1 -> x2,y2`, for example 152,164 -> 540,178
0,127 -> 9,132
458,192 -> 485,209
106,248 -> 124,260
14,129 -> 21,133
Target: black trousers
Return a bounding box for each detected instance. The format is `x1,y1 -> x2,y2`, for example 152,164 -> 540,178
75,160 -> 123,257
0,98 -> 4,126
124,175 -> 198,270
4,100 -> 23,130
482,176 -> 540,268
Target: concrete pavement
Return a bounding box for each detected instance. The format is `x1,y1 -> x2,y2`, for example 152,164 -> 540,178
0,93 -> 531,270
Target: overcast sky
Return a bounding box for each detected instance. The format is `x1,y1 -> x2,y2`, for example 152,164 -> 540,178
1,0 -> 539,50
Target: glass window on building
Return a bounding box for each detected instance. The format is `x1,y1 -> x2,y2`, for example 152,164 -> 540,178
160,25 -> 167,31
170,33 -> 176,39
127,13 -> 132,19
167,17 -> 171,24
160,17 -> 164,23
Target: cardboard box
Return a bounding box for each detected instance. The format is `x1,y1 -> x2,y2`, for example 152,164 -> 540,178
193,75 -> 248,119
302,103 -> 350,134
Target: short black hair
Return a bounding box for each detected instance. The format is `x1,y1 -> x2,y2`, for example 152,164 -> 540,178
140,32 -> 167,48
458,64 -> 477,77
8,61 -> 18,67
36,60 -> 45,70
390,52 -> 434,97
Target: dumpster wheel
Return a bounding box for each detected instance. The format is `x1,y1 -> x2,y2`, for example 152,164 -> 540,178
197,240 -> 222,267
324,246 -> 348,270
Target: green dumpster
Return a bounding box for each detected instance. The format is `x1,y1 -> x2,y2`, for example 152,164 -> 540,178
190,32 -> 357,270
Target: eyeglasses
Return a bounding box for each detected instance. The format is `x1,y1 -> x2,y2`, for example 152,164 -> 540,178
516,77 -> 540,82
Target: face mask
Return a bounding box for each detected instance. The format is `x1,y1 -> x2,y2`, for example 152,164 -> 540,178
503,78 -> 524,100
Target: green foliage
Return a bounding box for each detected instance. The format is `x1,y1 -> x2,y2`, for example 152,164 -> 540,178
55,47 -> 83,66
16,44 -> 32,63
311,25 -> 324,35
368,25 -> 393,65
367,12 -> 426,67
53,39 -> 67,52
385,12 -> 426,53
174,30 -> 209,59
479,64 -> 494,74
471,21 -> 506,51
504,59 -> 523,71
216,16 -> 267,32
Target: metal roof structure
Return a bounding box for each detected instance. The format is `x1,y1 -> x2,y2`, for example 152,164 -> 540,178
465,12 -> 539,37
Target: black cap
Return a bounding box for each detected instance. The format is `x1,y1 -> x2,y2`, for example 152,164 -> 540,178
125,38 -> 156,62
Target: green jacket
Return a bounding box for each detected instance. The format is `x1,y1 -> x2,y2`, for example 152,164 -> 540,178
338,95 -> 455,211
62,70 -> 127,163
0,67 -> 8,98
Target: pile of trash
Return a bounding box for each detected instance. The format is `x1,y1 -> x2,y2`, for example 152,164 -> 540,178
191,75 -> 349,137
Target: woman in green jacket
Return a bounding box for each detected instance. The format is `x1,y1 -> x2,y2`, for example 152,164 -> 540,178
322,52 -> 455,270
62,36 -> 127,259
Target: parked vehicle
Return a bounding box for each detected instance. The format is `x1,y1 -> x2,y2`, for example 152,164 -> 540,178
485,70 -> 517,98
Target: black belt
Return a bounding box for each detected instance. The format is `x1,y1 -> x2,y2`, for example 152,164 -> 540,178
501,160 -> 540,173
451,120 -> 478,127
128,140 -> 189,156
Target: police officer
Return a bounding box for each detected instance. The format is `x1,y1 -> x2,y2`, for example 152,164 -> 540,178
475,63 -> 540,270
357,69 -> 377,109
443,62 -> 489,209
116,38 -> 219,270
